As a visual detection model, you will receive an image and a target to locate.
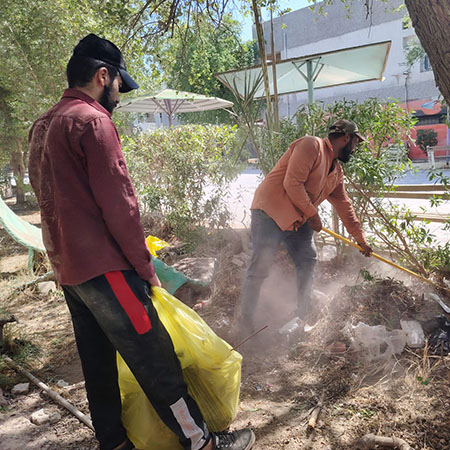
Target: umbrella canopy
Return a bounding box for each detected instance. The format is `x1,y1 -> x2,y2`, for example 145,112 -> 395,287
117,88 -> 233,125
215,41 -> 391,104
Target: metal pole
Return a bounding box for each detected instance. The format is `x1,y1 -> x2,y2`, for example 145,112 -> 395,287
446,105 -> 449,164
307,60 -> 314,104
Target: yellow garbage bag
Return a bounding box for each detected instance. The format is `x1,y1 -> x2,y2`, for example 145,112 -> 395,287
118,287 -> 242,450
145,235 -> 170,257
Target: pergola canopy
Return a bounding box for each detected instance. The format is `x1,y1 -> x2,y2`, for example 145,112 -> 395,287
215,41 -> 391,103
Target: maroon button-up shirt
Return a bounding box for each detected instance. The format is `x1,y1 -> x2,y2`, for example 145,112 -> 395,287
28,89 -> 155,285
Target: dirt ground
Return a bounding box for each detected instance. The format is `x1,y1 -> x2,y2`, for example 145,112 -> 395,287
1,204 -> 450,450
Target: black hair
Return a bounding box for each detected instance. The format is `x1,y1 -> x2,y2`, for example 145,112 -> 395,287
66,55 -> 119,88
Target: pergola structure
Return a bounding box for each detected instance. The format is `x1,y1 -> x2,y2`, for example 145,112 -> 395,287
215,41 -> 391,104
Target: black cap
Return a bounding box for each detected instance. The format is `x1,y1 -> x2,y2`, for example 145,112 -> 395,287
72,34 -> 138,93
329,119 -> 366,142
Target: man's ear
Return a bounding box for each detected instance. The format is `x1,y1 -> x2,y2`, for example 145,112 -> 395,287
95,67 -> 110,88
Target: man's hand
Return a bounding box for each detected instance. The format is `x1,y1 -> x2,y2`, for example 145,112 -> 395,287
358,241 -> 373,257
148,273 -> 162,287
308,213 -> 322,232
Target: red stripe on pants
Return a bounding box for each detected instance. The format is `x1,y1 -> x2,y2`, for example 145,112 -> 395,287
105,271 -> 152,334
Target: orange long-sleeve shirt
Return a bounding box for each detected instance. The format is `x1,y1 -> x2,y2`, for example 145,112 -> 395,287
251,135 -> 365,243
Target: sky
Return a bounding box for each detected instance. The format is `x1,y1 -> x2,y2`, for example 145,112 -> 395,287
235,0 -> 312,41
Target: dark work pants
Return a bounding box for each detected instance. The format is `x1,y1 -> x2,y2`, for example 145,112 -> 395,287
241,209 -> 318,327
62,270 -> 210,450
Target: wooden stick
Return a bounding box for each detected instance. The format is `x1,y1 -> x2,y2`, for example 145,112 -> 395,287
307,391 -> 325,429
2,355 -> 94,431
231,325 -> 268,351
356,433 -> 412,450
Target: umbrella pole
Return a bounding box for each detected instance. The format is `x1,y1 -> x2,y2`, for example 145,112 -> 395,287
164,99 -> 173,127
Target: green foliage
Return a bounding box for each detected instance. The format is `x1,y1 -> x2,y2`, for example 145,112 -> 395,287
158,13 -> 256,125
123,125 -> 245,240
0,0 -> 157,196
269,98 -> 415,173
416,129 -> 438,153
417,376 -> 431,386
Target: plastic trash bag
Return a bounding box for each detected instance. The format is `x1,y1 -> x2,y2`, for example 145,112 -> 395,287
117,287 -> 242,450
146,235 -> 170,257
429,315 -> 450,356
344,322 -> 406,363
400,319 -> 425,348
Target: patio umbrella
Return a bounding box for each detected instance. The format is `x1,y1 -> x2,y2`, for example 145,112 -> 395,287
215,41 -> 391,104
117,88 -> 233,126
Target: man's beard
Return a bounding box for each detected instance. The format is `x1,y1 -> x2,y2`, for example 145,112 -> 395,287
338,141 -> 353,163
99,82 -> 117,114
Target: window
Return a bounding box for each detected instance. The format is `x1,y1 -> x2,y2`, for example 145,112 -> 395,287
416,114 -> 440,126
420,55 -> 432,72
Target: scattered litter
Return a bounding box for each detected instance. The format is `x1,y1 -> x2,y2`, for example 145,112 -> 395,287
56,379 -> 69,388
400,320 -> 425,348
279,317 -> 301,336
37,281 -> 57,295
193,301 -> 208,310
304,322 -> 319,333
11,382 -> 30,395
429,315 -> 450,356
425,293 -> 450,314
344,322 -> 406,363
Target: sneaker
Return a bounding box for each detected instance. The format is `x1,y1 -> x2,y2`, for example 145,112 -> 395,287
212,428 -> 255,449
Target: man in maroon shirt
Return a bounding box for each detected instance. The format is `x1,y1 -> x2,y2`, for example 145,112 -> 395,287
28,34 -> 254,450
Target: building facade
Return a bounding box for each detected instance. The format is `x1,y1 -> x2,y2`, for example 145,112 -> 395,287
256,0 -> 447,159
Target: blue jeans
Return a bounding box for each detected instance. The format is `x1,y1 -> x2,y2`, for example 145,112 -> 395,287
241,210 -> 317,327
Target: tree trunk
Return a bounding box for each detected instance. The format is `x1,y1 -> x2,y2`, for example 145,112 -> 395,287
11,139 -> 26,206
251,0 -> 273,130
405,0 -> 450,106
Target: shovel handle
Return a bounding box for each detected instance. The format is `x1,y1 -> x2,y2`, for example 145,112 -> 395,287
321,227 -> 435,286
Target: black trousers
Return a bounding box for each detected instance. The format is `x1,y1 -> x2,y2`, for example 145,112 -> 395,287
63,270 -> 210,450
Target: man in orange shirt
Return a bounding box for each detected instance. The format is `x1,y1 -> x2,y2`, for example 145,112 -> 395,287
240,119 -> 372,333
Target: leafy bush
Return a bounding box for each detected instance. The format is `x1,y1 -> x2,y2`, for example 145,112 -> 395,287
416,128 -> 438,153
123,124 -> 245,240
